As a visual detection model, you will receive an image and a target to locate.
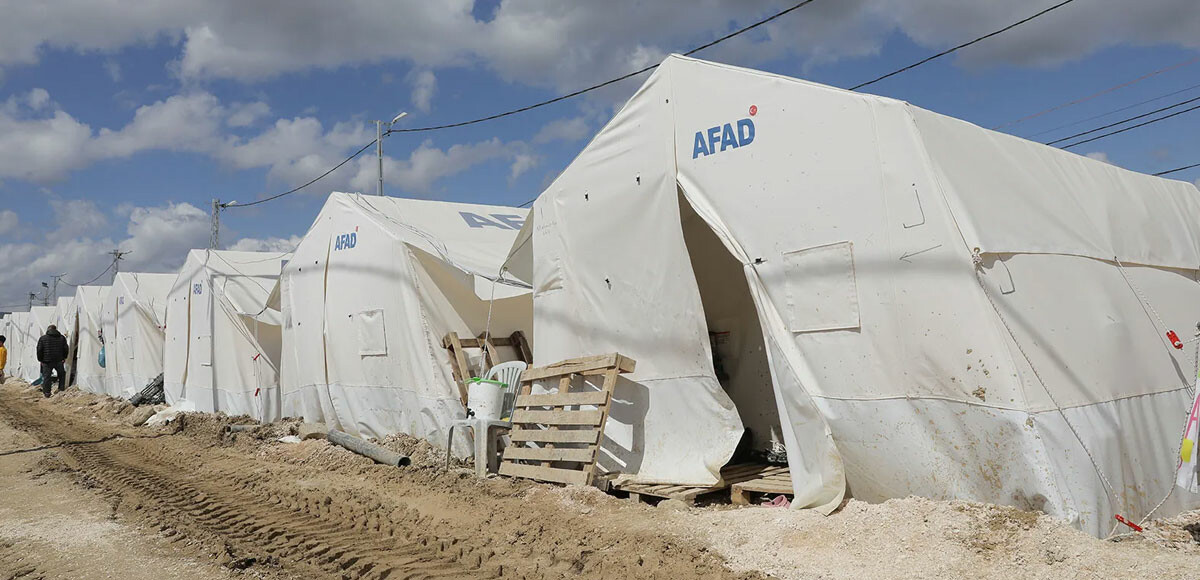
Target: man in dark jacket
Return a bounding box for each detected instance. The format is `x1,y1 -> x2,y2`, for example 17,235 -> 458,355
37,325 -> 69,398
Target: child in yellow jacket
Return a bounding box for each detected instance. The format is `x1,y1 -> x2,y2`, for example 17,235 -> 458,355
0,335 -> 7,384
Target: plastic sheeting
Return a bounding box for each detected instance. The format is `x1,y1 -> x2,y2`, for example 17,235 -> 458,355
276,193 -> 531,455
164,250 -> 286,420
511,55 -> 1200,536
102,272 -> 174,398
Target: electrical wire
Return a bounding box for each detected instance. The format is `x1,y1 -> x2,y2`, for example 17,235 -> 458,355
223,140 -> 376,209
221,1 -> 821,210
1154,162 -> 1200,177
1026,81 -> 1200,139
1059,102 -> 1200,149
849,0 -> 1080,91
388,0 -> 820,136
62,258 -> 119,287
994,56 -> 1199,130
1046,94 -> 1200,146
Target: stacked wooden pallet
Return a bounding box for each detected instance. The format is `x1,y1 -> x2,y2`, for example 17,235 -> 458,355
730,465 -> 793,505
616,463 -> 787,505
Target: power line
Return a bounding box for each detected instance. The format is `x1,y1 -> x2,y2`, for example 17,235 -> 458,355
994,56 -> 1199,130
62,258 -> 118,287
849,0 -> 1080,91
1154,162 -> 1200,177
222,1 -> 821,210
1046,94 -> 1200,146
1060,102 -> 1200,149
389,0 -> 819,135
1027,81 -> 1200,139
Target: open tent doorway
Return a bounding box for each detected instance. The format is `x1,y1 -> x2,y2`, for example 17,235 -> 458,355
678,192 -> 784,464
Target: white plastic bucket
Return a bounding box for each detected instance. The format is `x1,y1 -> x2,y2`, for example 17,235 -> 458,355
467,380 -> 505,421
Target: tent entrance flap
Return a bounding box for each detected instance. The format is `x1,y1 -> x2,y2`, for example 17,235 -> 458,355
680,194 -> 783,460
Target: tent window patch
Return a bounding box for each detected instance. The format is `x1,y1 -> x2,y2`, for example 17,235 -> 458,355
781,241 -> 860,333
355,309 -> 388,357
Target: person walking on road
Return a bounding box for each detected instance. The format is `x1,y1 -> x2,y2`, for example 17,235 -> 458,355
37,325 -> 69,398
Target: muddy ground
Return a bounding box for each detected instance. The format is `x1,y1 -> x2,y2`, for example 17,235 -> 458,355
0,380 -> 1197,579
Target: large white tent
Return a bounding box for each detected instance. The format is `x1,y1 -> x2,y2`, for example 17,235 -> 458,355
55,295 -> 78,387
509,55 -> 1200,536
102,272 -> 174,397
6,312 -> 31,381
273,192 -> 531,449
73,286 -> 110,394
165,249 -> 288,420
22,305 -> 59,382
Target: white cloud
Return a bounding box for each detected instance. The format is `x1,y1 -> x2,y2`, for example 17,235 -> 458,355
49,199 -> 108,237
350,137 -> 526,195
0,1 -> 1196,90
1085,151 -> 1111,164
227,235 -> 301,252
0,201 -> 212,308
25,88 -> 50,110
119,202 -> 210,272
0,210 -> 19,236
533,117 -> 590,144
226,101 -> 271,127
409,70 -> 437,113
509,153 -> 538,182
103,58 -> 122,82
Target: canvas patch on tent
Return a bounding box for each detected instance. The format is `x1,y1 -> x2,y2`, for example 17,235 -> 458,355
781,241 -> 860,333
354,309 -> 388,356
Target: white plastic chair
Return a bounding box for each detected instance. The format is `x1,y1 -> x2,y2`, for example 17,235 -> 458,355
445,360 -> 528,477
484,360 -> 527,421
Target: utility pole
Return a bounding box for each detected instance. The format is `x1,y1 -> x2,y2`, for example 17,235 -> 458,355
40,282 -> 49,306
50,274 -> 65,303
374,111 -> 408,196
108,249 -> 130,283
27,292 -> 35,311
211,198 -> 221,249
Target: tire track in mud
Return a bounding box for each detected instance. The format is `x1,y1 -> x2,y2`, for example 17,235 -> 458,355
0,398 -> 486,580
0,540 -> 50,580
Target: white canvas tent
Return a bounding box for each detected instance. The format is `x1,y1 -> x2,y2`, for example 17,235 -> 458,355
102,272 -> 174,397
273,192 -> 531,450
55,295 -> 79,387
73,286 -> 110,394
165,249 -> 288,420
7,312 -> 30,381
23,305 -> 58,382
509,55 -> 1200,536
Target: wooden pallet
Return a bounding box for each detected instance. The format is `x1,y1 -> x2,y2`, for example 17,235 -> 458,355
498,353 -> 636,487
616,463 -> 786,505
443,330 -> 533,405
730,465 -> 793,505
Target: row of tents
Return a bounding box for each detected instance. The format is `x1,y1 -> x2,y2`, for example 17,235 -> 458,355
2,55 -> 1199,536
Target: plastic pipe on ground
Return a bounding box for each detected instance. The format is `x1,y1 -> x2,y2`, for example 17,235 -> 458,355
327,429 -> 411,467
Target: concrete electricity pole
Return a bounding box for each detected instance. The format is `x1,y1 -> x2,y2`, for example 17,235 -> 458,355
211,198 -> 221,249
374,111 -> 408,196
27,292 -> 35,310
50,274 -> 65,303
108,249 -> 130,283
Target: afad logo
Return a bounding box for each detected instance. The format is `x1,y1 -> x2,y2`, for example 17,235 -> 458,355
459,212 -> 525,230
692,105 -> 757,159
334,227 -> 358,251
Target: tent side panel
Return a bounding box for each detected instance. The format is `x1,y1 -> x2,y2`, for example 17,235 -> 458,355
532,66 -> 743,486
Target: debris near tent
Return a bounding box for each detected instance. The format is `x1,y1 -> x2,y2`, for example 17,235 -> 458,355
616,463 -> 790,506
499,353 -> 634,486
443,330 -> 532,404
128,373 -> 165,406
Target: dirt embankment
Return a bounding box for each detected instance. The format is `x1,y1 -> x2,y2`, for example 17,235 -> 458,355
0,383 -> 759,579
3,382 -> 1200,579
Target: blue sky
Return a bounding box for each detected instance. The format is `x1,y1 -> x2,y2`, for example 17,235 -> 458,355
0,0 -> 1197,308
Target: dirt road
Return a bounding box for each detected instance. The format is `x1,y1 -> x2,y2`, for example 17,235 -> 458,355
0,383 -> 756,579
1,381 -> 1199,580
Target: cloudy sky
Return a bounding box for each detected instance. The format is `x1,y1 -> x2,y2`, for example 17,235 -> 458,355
0,0 -> 1197,309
